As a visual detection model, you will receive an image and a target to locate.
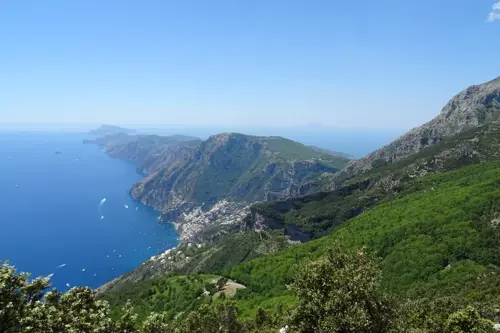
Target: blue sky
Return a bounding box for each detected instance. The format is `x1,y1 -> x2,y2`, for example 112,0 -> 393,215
0,0 -> 499,130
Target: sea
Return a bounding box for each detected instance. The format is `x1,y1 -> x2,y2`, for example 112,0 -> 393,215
0,131 -> 179,291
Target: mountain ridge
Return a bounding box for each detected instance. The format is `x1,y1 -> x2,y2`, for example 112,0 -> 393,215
129,132 -> 349,216
85,129 -> 350,242
325,76 -> 500,189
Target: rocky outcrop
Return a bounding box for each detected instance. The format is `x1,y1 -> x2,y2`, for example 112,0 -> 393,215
325,76 -> 500,189
361,120 -> 500,189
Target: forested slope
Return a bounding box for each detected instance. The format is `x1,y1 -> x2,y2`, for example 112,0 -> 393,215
228,162 -> 500,314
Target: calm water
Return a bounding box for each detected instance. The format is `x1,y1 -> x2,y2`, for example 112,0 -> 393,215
0,132 -> 179,291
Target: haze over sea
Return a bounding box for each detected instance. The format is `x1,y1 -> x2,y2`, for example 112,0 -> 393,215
0,132 -> 179,291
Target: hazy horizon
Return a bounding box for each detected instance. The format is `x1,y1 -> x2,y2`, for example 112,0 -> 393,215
0,122 -> 404,158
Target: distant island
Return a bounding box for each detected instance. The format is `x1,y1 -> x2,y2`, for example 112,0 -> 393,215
88,124 -> 136,137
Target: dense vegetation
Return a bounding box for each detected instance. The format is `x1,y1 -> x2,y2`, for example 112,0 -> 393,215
91,122 -> 500,331
98,127 -> 500,325
247,180 -> 374,240
101,274 -> 221,322
91,162 -> 500,330
3,245 -> 497,332
228,162 -> 500,314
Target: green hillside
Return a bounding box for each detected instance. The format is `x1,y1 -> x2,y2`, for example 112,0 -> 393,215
98,230 -> 293,294
227,162 -> 500,315
103,161 -> 500,323
248,121 -> 500,240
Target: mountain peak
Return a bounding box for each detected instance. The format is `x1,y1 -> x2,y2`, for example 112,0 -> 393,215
436,76 -> 500,123
334,76 -> 500,181
483,75 -> 500,87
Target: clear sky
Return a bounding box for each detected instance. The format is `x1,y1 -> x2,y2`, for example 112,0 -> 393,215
0,0 -> 499,130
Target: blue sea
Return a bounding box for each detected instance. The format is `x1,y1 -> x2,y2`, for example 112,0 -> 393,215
0,132 -> 179,291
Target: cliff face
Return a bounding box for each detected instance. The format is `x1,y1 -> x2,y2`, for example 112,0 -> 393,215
130,133 -> 350,215
86,131 -> 349,241
326,76 -> 500,188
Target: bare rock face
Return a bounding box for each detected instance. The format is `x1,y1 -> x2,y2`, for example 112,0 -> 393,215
326,76 -> 500,189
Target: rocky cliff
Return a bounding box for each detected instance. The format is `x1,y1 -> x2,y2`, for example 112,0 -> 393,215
86,131 -> 350,242
129,133 -> 350,217
324,76 -> 500,189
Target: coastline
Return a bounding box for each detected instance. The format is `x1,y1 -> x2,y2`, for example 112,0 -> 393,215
0,133 -> 181,292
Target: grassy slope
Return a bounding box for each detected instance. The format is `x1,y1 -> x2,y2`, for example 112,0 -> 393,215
227,162 -> 500,315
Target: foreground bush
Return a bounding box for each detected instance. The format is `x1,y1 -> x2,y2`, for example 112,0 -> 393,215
1,243 -> 497,333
